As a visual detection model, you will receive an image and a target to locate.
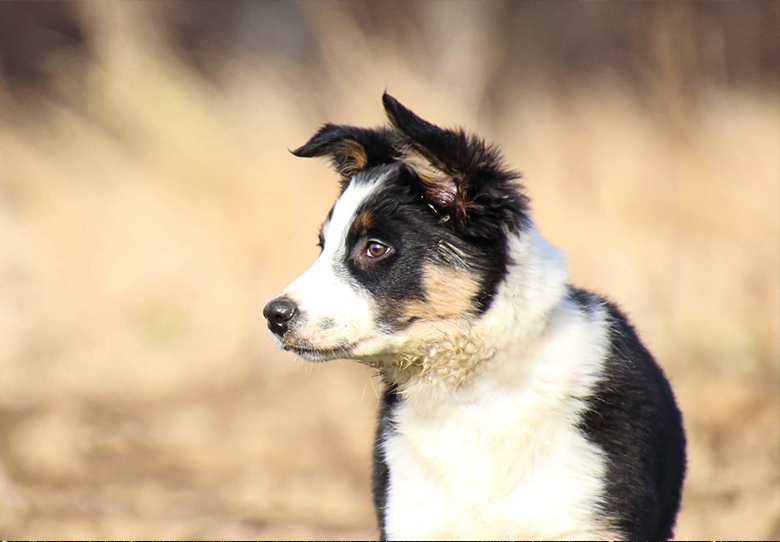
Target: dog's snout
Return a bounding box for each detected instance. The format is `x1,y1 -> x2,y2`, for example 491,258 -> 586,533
263,297 -> 298,336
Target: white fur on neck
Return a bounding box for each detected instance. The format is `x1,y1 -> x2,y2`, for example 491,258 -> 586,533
382,226 -> 618,540
482,226 -> 570,346
395,225 -> 570,403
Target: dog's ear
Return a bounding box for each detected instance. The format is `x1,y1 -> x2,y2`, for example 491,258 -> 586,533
383,93 -> 529,236
291,124 -> 397,185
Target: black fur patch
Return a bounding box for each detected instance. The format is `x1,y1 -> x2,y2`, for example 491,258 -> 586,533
372,383 -> 400,542
572,289 -> 687,540
342,167 -> 428,329
383,93 -> 531,236
567,285 -> 599,315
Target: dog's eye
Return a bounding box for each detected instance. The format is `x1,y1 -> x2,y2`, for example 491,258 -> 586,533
366,241 -> 390,259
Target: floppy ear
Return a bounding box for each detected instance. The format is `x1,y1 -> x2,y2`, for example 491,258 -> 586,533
291,124 -> 397,185
382,93 -> 529,235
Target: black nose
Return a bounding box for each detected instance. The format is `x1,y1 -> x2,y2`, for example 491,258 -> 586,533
263,297 -> 298,336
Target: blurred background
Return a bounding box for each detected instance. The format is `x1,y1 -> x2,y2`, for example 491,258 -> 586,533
0,1 -> 778,539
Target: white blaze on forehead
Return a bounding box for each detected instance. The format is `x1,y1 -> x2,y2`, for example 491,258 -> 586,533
321,176 -> 385,259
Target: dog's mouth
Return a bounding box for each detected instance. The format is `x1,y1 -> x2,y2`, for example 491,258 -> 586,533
281,341 -> 357,362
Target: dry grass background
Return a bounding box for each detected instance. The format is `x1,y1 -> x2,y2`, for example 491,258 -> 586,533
0,2 -> 778,539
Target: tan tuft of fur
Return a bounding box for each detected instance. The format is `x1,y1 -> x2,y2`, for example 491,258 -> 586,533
436,240 -> 471,268
351,209 -> 374,235
402,263 -> 479,321
335,140 -> 368,176
400,146 -> 466,216
380,318 -> 497,394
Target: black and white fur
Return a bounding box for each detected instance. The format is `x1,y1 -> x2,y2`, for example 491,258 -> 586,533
264,94 -> 686,541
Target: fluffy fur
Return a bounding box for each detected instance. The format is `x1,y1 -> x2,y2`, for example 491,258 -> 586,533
264,94 -> 686,540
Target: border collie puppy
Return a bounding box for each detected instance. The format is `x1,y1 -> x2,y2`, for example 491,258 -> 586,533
264,94 -> 686,541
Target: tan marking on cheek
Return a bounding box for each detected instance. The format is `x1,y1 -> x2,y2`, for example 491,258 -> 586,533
375,265 -> 492,388
401,263 -> 480,321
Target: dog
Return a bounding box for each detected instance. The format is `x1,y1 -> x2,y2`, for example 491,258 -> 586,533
263,94 -> 686,541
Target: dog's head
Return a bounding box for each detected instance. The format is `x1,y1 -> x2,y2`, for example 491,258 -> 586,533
264,94 -> 530,379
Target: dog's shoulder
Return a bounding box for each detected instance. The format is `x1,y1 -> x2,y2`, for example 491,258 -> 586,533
571,287 -> 687,540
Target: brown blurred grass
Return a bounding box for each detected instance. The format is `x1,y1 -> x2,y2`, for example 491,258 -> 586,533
0,3 -> 778,539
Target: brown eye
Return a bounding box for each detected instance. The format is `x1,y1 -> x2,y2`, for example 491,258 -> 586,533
366,241 -> 390,258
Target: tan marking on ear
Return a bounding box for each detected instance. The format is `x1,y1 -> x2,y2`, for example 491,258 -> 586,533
401,263 -> 479,321
401,148 -> 457,202
400,146 -> 468,219
336,140 -> 368,176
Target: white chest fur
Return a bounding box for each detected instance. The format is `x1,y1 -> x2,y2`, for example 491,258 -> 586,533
381,300 -> 619,541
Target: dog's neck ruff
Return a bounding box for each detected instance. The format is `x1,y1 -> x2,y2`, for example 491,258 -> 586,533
381,225 -> 569,399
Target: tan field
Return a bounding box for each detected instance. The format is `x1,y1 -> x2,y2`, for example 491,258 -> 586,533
0,3 -> 778,539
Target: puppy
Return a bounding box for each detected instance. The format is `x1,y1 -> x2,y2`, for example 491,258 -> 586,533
264,94 -> 686,541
